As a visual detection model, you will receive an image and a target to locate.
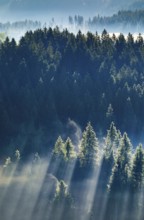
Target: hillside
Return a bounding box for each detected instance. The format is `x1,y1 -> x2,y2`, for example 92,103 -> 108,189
0,28 -> 144,154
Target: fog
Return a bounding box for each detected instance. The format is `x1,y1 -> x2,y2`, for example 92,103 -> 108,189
0,0 -> 137,17
0,1 -> 143,39
1,12 -> 144,42
0,150 -> 103,220
0,0 -> 143,24
0,147 -> 144,220
0,156 -> 57,220
0,1 -> 144,219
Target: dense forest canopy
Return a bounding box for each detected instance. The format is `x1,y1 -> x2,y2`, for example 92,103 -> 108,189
1,28 -> 144,154
0,122 -> 144,220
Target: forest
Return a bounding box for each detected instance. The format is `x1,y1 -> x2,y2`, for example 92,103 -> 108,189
69,10 -> 144,32
1,9 -> 144,219
0,122 -> 144,220
0,20 -> 41,33
0,20 -> 41,41
0,28 -> 144,154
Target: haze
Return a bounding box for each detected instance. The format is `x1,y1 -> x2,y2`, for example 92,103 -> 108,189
0,0 -> 144,21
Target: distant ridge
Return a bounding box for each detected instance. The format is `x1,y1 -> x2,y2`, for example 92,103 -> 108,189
0,0 -> 139,14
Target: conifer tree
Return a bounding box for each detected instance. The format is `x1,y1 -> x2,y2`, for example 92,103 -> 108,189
33,152 -> 41,164
51,136 -> 66,179
52,136 -> 65,159
64,138 -> 76,160
54,180 -> 72,206
15,149 -> 21,162
105,122 -> 119,158
56,180 -> 67,201
3,157 -> 12,169
131,144 -> 144,190
79,122 -> 99,168
3,157 -> 12,175
98,123 -> 119,190
109,132 -> 132,191
106,104 -> 114,123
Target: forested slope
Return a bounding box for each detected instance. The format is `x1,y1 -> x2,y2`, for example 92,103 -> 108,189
0,28 -> 144,153
0,123 -> 144,220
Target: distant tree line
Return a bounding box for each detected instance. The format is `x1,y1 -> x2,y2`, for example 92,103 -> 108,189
69,10 -> 144,31
0,20 -> 41,32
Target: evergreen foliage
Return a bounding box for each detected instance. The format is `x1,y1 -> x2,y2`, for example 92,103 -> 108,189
1,123 -> 144,220
64,138 -> 76,160
131,144 -> 144,190
79,122 -> 99,168
109,133 -> 132,192
70,10 -> 144,32
53,136 -> 65,159
1,28 -> 144,154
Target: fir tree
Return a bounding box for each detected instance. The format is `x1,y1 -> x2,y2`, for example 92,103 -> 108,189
79,122 -> 99,169
131,144 -> 144,190
109,132 -> 132,192
15,149 -> 21,162
64,138 -> 76,160
52,136 -> 65,159
54,180 -> 72,206
105,122 -> 120,158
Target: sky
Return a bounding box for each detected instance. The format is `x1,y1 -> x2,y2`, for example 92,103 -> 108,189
0,0 -> 141,14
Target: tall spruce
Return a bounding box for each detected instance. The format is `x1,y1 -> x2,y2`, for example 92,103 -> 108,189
131,144 -> 144,190
52,136 -> 65,159
64,138 -> 76,161
109,132 -> 132,191
105,122 -> 120,158
97,123 -> 120,191
79,122 -> 99,168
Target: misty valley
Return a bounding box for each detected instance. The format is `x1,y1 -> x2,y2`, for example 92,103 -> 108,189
2,10 -> 144,41
1,7 -> 144,220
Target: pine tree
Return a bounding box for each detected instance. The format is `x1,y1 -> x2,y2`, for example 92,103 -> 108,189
54,180 -> 72,206
3,157 -> 12,175
105,122 -> 120,158
64,138 -> 76,160
3,157 -> 11,168
52,136 -> 65,159
51,137 -> 66,179
131,144 -> 144,190
106,104 -> 114,123
79,122 -> 99,169
33,152 -> 41,164
15,149 -> 21,162
109,132 -> 132,192
97,123 -> 119,191
56,180 -> 67,201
